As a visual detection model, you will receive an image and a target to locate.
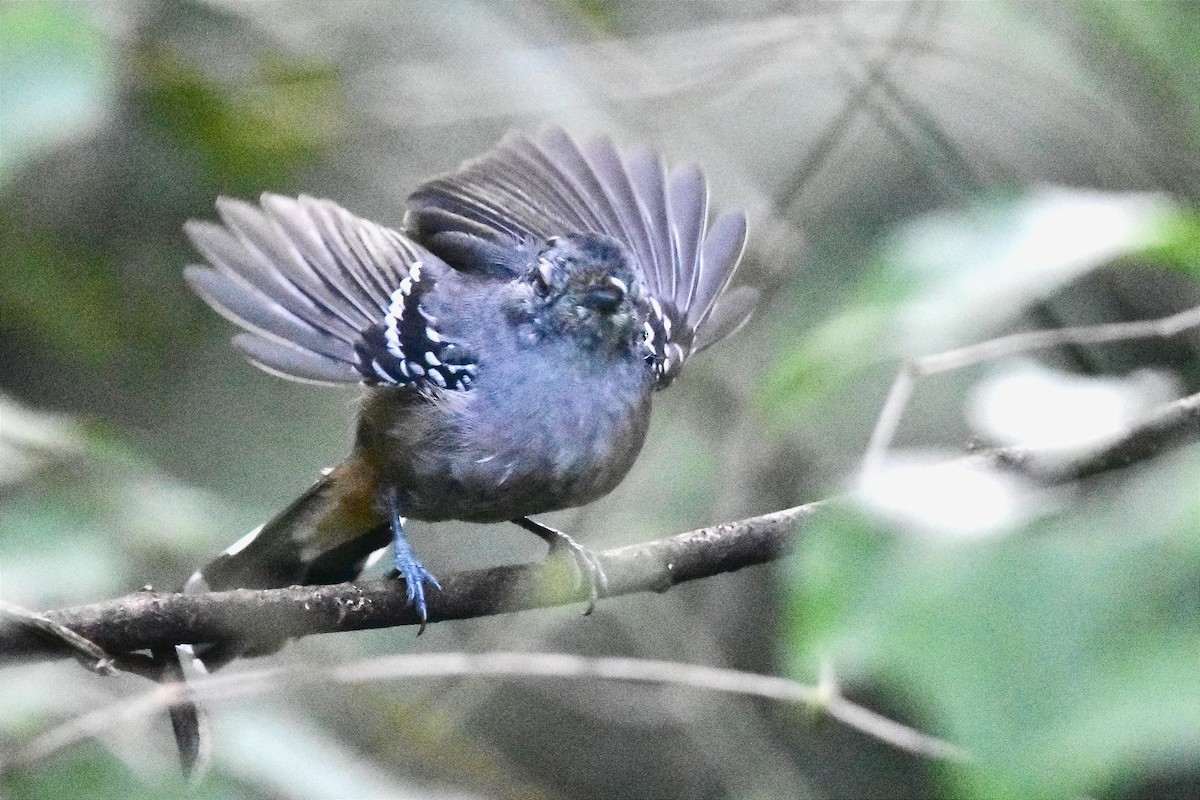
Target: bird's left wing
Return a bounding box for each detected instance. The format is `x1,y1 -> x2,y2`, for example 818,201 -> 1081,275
185,194 -> 477,392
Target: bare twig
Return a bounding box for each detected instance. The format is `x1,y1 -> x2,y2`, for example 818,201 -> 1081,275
982,389 -> 1200,483
0,601 -> 117,676
861,304 -> 1200,479
9,651 -> 968,771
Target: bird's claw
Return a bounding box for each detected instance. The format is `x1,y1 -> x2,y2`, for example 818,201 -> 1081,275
387,490 -> 440,634
513,517 -> 608,615
544,533 -> 609,615
389,559 -> 441,635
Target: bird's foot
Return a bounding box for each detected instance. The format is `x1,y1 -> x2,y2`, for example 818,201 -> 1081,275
514,518 -> 609,615
387,488 -> 440,634
389,553 -> 441,635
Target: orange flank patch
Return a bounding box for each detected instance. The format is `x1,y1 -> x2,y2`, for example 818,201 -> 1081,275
315,455 -> 385,546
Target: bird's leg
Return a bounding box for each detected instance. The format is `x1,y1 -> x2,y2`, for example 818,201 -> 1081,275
387,487 -> 441,634
512,517 -> 608,615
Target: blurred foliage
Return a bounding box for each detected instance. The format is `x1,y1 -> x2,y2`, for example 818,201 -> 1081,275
786,452 -> 1200,800
771,185 -> 1200,799
2,745 -> 251,800
758,190 -> 1176,429
1144,208 -> 1200,280
0,395 -> 228,607
0,2 -> 113,186
133,43 -> 344,193
3,1 -> 1200,799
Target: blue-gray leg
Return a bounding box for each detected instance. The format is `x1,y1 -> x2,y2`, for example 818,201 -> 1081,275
387,488 -> 441,633
513,517 -> 608,615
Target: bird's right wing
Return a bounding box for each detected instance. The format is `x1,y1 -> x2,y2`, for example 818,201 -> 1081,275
185,195 -> 477,391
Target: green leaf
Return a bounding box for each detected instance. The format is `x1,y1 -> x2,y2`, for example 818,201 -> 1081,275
134,44 -> 345,193
783,451 -> 1200,800
1137,206 -> 1200,280
759,189 -> 1176,428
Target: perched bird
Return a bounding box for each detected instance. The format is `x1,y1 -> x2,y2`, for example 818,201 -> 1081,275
184,127 -> 757,666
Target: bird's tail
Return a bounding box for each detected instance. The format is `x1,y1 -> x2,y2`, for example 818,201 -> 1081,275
184,458 -> 390,669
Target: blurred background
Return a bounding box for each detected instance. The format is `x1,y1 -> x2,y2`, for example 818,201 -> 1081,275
2,1 -> 1200,798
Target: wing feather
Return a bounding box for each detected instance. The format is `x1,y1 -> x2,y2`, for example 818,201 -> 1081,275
234,333 -> 361,385
624,146 -> 674,299
693,285 -> 759,353
666,164 -> 709,317
691,209 -> 749,330
535,128 -> 630,244
185,265 -> 353,359
582,137 -> 663,298
187,194 -> 464,389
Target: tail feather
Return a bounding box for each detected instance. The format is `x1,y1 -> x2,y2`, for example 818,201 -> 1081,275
186,461 -> 388,668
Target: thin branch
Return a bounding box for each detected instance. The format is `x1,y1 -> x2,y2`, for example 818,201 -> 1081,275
0,602 -> 117,676
861,304 -> 1200,479
983,389 -> 1200,483
916,304 -> 1200,377
8,651 -> 969,771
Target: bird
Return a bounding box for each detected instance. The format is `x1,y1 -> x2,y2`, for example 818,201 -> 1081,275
183,126 -> 758,667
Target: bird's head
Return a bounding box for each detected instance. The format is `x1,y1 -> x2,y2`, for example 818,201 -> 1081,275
513,234 -> 646,353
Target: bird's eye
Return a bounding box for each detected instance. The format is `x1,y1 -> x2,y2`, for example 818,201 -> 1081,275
582,284 -> 625,314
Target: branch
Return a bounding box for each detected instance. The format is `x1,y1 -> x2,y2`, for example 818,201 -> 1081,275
10,651 -> 968,770
983,389 -> 1200,483
3,386 -> 1196,779
861,304 -> 1200,478
4,384 -> 1197,668
0,505 -> 818,665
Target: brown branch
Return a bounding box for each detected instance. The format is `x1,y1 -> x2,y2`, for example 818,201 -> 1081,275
0,505 -> 817,666
981,389 -> 1200,483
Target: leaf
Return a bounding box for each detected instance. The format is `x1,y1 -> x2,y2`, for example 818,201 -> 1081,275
783,450 -> 1200,800
758,189 -> 1176,427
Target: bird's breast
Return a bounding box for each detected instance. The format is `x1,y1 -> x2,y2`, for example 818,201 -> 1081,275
367,339 -> 655,523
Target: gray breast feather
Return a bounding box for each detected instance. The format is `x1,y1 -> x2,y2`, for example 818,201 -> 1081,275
391,333 -> 655,523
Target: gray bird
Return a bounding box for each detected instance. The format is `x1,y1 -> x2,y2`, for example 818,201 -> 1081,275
184,127 -> 757,665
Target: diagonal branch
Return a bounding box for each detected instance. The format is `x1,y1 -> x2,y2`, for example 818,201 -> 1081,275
860,304 -> 1200,479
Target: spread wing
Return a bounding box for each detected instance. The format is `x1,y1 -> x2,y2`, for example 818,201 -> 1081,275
406,126 -> 757,386
185,194 -> 477,391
